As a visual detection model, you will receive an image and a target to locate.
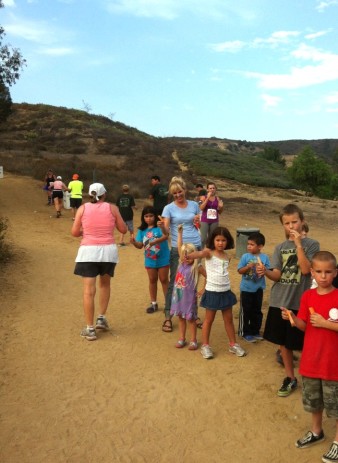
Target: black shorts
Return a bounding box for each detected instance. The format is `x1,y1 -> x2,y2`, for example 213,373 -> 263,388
70,198 -> 82,209
52,190 -> 63,199
74,262 -> 116,277
263,306 -> 304,350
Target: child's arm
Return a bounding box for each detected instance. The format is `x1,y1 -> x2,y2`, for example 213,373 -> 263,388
261,267 -> 281,282
281,307 -> 306,331
150,225 -> 169,247
177,224 -> 183,258
310,312 -> 338,331
238,262 -> 255,275
186,248 -> 212,261
197,265 -> 207,297
130,235 -> 143,249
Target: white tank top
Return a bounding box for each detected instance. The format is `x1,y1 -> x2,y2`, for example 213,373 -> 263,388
205,255 -> 230,292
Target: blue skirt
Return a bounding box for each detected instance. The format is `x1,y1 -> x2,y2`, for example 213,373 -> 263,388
200,289 -> 237,310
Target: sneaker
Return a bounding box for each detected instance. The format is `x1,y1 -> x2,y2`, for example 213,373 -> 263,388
188,341 -> 198,351
253,334 -> 264,341
146,303 -> 158,314
95,317 -> 109,330
201,344 -> 213,359
322,441 -> 338,463
242,335 -> 257,343
296,430 -> 325,449
229,343 -> 246,357
80,328 -> 97,341
277,376 -> 298,397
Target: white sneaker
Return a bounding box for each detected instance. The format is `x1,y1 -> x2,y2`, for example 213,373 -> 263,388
229,343 -> 246,357
200,344 -> 214,359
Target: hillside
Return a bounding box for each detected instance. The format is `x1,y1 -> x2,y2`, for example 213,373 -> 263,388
0,103 -> 337,198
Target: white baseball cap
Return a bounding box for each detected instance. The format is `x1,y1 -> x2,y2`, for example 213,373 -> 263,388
89,183 -> 106,197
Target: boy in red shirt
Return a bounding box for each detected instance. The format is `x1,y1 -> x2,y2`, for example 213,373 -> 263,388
282,251 -> 338,463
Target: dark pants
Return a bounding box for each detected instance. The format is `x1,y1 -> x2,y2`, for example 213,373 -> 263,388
238,289 -> 263,337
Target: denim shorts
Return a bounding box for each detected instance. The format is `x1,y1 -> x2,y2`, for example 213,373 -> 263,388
302,376 -> 338,418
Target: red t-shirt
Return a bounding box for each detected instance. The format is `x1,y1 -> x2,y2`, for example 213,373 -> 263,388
298,288 -> 338,381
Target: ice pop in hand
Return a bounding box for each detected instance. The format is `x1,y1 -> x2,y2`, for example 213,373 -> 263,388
256,256 -> 262,265
309,307 -> 315,314
281,307 -> 296,326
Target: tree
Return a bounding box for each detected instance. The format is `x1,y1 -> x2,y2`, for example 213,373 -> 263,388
0,0 -> 26,121
261,146 -> 285,166
0,79 -> 12,122
288,146 -> 332,195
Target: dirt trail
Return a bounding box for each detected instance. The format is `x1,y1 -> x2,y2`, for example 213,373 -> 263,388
0,174 -> 337,463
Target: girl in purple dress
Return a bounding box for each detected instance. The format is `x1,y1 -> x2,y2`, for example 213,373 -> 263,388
170,225 -> 206,350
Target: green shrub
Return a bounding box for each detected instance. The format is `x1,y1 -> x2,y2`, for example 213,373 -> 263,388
0,217 -> 12,263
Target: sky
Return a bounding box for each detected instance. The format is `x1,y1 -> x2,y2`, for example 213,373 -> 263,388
1,0 -> 338,141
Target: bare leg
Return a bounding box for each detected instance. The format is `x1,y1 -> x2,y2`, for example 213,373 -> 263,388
158,266 -> 169,298
202,309 -> 216,345
188,319 -> 197,342
97,274 -> 111,316
280,346 -> 296,379
222,308 -> 236,344
178,316 -> 186,340
146,268 -> 159,302
310,410 -> 324,435
82,277 -> 96,326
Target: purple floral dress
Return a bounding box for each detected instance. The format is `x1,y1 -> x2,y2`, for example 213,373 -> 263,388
170,262 -> 197,320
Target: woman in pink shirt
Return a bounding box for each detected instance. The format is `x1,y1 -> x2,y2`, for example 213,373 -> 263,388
50,175 -> 67,218
71,183 -> 127,341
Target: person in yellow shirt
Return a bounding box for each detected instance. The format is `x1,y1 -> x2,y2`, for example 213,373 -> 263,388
68,174 -> 84,220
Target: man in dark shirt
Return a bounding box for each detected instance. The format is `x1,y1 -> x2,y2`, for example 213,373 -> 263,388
149,175 -> 168,217
116,184 -> 137,246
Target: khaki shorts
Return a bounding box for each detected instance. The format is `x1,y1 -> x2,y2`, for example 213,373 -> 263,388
302,376 -> 338,418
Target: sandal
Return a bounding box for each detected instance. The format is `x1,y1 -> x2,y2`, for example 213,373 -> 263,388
175,339 -> 186,348
188,341 -> 198,350
195,317 -> 203,329
162,319 -> 173,333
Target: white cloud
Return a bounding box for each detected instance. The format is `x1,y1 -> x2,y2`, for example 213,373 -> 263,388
4,14 -> 75,45
211,30 -> 301,54
325,91 -> 338,105
36,47 -> 76,56
209,40 -> 245,53
305,30 -> 331,40
247,45 -> 338,89
104,0 -> 258,21
316,0 -> 338,12
3,0 -> 16,7
261,94 -> 282,110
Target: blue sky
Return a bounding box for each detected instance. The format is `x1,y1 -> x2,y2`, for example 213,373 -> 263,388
2,0 -> 338,141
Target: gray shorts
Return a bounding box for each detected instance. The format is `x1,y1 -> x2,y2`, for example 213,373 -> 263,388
125,220 -> 134,232
302,376 -> 338,418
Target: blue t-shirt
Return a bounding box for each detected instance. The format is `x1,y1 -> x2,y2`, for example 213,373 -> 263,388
237,253 -> 271,292
162,200 -> 201,248
135,226 -> 170,269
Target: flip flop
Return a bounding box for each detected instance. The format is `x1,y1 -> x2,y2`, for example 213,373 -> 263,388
162,319 -> 173,333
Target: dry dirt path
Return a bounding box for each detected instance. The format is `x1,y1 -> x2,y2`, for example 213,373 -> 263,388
0,173 -> 337,463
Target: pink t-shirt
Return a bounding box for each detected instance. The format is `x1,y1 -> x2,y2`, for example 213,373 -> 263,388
52,180 -> 64,190
80,202 -> 116,246
298,288 -> 338,381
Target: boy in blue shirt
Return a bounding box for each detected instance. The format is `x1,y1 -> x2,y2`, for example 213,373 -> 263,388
237,232 -> 270,342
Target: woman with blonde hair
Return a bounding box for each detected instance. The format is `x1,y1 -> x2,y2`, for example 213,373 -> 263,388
160,176 -> 201,332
